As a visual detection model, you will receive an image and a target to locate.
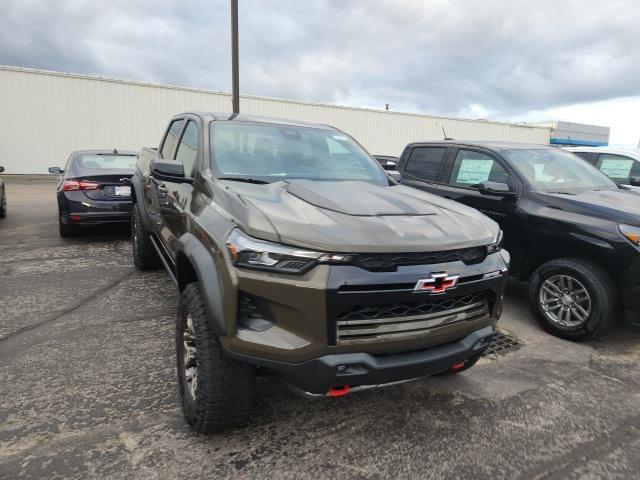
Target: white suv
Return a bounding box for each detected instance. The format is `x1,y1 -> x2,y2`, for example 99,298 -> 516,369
565,146 -> 640,189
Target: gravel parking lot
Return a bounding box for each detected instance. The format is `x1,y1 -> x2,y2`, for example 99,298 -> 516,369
2,177 -> 640,480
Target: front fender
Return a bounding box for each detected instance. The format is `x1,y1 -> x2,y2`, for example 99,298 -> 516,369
176,233 -> 227,337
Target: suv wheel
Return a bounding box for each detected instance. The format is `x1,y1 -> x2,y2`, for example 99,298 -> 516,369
528,258 -> 617,340
177,283 -> 255,433
0,193 -> 6,218
132,203 -> 159,270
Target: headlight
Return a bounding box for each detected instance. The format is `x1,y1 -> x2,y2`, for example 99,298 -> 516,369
487,230 -> 504,254
226,229 -> 354,274
620,224 -> 640,246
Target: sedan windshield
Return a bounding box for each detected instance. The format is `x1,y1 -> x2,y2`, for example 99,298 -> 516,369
503,149 -> 618,193
210,122 -> 387,184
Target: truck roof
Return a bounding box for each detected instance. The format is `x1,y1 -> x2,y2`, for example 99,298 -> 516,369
182,111 -> 338,131
405,140 -> 556,152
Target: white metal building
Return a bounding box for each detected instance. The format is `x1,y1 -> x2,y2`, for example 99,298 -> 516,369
0,65 -> 551,174
532,120 -> 610,147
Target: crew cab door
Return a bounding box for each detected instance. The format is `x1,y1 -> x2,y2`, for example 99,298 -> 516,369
397,145 -> 451,196
144,119 -> 185,233
434,147 -> 522,266
400,144 -> 523,270
150,118 -> 200,257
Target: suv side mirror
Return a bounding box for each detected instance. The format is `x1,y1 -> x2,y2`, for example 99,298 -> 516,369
630,176 -> 640,187
151,159 -> 192,184
48,167 -> 63,174
478,181 -> 516,197
0,166 -> 4,173
387,170 -> 402,182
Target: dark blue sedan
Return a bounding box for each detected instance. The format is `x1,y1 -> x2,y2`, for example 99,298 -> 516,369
49,149 -> 138,237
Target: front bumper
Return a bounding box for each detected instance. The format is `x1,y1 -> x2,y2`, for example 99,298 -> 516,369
221,250 -> 509,367
616,251 -> 640,326
227,326 -> 494,394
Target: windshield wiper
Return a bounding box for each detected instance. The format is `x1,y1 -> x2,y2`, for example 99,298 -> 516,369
545,191 -> 575,195
218,177 -> 270,185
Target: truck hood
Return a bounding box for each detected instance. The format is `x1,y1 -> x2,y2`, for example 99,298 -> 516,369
217,179 -> 498,252
535,189 -> 640,226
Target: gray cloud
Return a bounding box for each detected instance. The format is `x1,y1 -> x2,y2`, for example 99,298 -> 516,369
1,0 -> 639,118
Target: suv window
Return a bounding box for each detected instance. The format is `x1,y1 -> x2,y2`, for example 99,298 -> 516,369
449,150 -> 511,187
597,153 -> 640,182
404,147 -> 446,181
161,119 -> 184,159
175,121 -> 199,176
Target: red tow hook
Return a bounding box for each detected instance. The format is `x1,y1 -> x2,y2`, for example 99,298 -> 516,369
451,362 -> 466,372
328,385 -> 350,397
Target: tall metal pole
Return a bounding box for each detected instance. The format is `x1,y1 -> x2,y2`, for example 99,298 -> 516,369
231,0 -> 240,113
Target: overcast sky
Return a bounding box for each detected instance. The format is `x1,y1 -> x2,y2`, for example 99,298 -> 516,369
2,0 -> 639,143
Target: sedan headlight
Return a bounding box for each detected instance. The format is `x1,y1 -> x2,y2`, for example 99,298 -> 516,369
487,230 -> 504,254
226,229 -> 354,274
619,224 -> 640,246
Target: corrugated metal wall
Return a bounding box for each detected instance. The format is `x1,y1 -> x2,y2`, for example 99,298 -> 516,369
0,66 -> 550,174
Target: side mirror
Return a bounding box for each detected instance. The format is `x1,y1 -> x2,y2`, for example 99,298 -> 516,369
150,159 -> 192,184
478,181 -> 516,197
48,167 -> 62,174
387,170 -> 402,182
381,162 -> 398,171
0,166 -> 4,173
630,176 -> 640,187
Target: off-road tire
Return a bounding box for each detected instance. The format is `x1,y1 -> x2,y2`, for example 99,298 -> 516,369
528,258 -> 618,340
132,203 -> 159,270
177,283 -> 255,433
435,356 -> 480,376
59,217 -> 78,238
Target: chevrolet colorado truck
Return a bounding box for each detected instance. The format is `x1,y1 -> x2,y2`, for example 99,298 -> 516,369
131,112 -> 509,433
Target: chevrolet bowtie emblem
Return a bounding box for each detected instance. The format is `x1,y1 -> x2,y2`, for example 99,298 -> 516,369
414,273 -> 459,294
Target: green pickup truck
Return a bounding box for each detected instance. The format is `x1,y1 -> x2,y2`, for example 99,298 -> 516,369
130,112 -> 509,433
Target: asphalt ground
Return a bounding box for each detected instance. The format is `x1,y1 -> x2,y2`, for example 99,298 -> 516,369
2,177 -> 640,480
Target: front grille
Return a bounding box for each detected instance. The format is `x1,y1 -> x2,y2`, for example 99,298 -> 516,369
352,247 -> 487,271
336,292 -> 489,345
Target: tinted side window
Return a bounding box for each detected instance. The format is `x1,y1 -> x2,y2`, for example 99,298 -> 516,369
449,150 -> 511,187
161,119 -> 184,159
597,153 -> 638,182
175,121 -> 199,176
404,147 -> 446,181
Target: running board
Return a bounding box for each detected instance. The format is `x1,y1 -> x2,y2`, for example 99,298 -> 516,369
149,235 -> 178,287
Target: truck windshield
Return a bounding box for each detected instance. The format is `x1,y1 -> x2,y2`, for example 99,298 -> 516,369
503,149 -> 618,193
210,122 -> 387,184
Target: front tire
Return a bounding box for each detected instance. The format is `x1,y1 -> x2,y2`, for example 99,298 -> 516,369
177,283 -> 255,433
132,203 -> 159,270
528,258 -> 618,340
